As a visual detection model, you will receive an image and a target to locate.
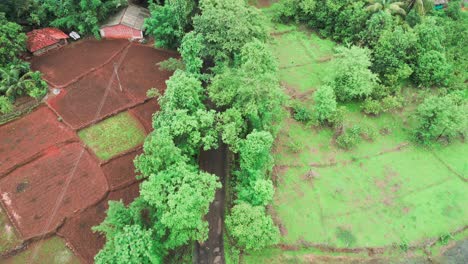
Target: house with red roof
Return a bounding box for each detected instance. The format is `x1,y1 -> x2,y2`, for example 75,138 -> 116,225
26,28 -> 69,56
100,4 -> 150,40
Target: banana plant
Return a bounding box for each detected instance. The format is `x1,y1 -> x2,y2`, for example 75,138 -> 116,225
366,0 -> 407,16
0,62 -> 47,100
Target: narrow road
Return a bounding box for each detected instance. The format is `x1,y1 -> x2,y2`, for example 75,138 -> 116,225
196,144 -> 227,264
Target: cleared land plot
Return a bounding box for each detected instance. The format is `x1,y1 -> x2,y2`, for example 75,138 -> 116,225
102,149 -> 142,190
129,98 -> 159,133
251,20 -> 468,261
118,45 -> 175,102
78,112 -> 146,161
0,143 -> 107,239
0,206 -> 21,254
47,65 -> 134,130
270,29 -> 335,92
0,107 -> 76,177
3,236 -> 80,264
31,39 -> 128,86
57,182 -> 140,263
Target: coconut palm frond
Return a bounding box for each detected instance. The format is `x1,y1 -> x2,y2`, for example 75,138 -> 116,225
390,3 -> 407,15
366,3 -> 383,12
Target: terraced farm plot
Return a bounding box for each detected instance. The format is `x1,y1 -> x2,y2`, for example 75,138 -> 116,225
78,111 -> 146,161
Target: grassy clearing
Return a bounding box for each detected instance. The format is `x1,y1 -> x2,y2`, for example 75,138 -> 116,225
4,236 -> 80,264
247,12 -> 468,263
78,111 -> 146,160
269,26 -> 336,92
0,206 -> 21,254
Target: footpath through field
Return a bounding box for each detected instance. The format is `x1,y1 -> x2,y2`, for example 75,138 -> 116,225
0,39 -> 176,263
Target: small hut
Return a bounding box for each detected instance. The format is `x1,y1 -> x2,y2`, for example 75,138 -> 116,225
26,28 -> 69,56
99,4 -> 150,40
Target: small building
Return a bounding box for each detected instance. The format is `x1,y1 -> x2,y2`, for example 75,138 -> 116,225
26,28 -> 69,56
100,4 -> 150,40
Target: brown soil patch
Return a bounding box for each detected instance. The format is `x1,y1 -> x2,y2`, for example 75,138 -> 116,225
118,45 -> 175,103
101,149 -> 142,190
31,39 -> 128,86
129,98 -> 159,133
0,143 -> 108,239
46,64 -> 134,130
57,182 -> 140,263
0,107 -> 76,177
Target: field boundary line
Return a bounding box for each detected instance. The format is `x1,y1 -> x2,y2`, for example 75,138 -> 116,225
430,151 -> 467,182
322,176 -> 452,219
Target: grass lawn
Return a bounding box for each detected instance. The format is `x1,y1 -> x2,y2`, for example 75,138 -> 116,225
243,10 -> 468,263
78,111 -> 146,160
4,236 -> 80,264
0,206 -> 21,254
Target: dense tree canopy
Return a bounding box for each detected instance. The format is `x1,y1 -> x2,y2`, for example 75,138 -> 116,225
0,13 -> 26,67
226,203 -> 280,251
192,0 -> 268,61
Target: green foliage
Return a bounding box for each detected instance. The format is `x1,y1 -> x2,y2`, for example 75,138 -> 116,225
314,85 -> 337,123
336,125 -> 362,149
362,95 -> 403,115
413,92 -> 466,144
0,62 -> 48,101
179,32 -> 204,75
226,203 -> 280,251
237,179 -> 274,207
414,50 -> 452,87
365,0 -> 407,16
192,0 -> 268,61
331,46 -> 378,101
292,103 -> 312,123
35,0 -> 127,37
362,98 -> 383,115
372,26 -> 416,86
238,130 -> 274,174
0,96 -> 13,114
140,163 -> 221,249
0,13 -> 26,67
159,70 -> 204,112
217,108 -> 246,152
134,129 -> 188,179
208,40 -> 284,131
95,225 -> 162,264
144,0 -> 197,48
158,58 -> 185,72
362,11 -> 395,46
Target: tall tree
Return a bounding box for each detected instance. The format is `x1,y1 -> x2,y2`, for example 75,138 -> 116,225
0,13 -> 26,67
226,203 -> 280,251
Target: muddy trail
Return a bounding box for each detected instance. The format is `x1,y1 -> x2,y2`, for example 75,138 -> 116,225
196,144 -> 227,264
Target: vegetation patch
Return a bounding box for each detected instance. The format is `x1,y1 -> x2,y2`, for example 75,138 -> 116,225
4,237 -> 80,264
78,112 -> 146,160
0,206 -> 21,254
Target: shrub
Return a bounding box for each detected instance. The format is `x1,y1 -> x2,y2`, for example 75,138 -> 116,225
414,50 -> 452,87
413,92 -> 466,144
362,98 -> 382,115
314,85 -> 337,123
292,103 -> 312,123
381,95 -> 403,112
336,125 -> 362,149
332,46 -> 378,101
0,96 -> 13,114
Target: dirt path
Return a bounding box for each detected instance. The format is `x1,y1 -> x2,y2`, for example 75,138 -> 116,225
196,144 -> 227,264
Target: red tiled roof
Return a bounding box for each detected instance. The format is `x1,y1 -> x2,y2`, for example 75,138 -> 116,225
27,28 -> 69,52
101,25 -> 143,39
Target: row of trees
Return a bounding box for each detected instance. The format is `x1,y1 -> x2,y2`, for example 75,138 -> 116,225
0,0 -> 127,37
277,0 -> 467,145
0,13 -> 47,114
95,0 -> 283,262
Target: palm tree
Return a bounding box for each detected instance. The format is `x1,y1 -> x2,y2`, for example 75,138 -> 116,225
0,63 -> 45,99
406,0 -> 433,15
366,0 -> 407,16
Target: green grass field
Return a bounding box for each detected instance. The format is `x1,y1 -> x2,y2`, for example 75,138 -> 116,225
4,236 -> 80,264
243,12 -> 468,263
0,206 -> 21,254
78,112 -> 146,160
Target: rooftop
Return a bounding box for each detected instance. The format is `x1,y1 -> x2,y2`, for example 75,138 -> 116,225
26,28 -> 69,53
101,4 -> 150,31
